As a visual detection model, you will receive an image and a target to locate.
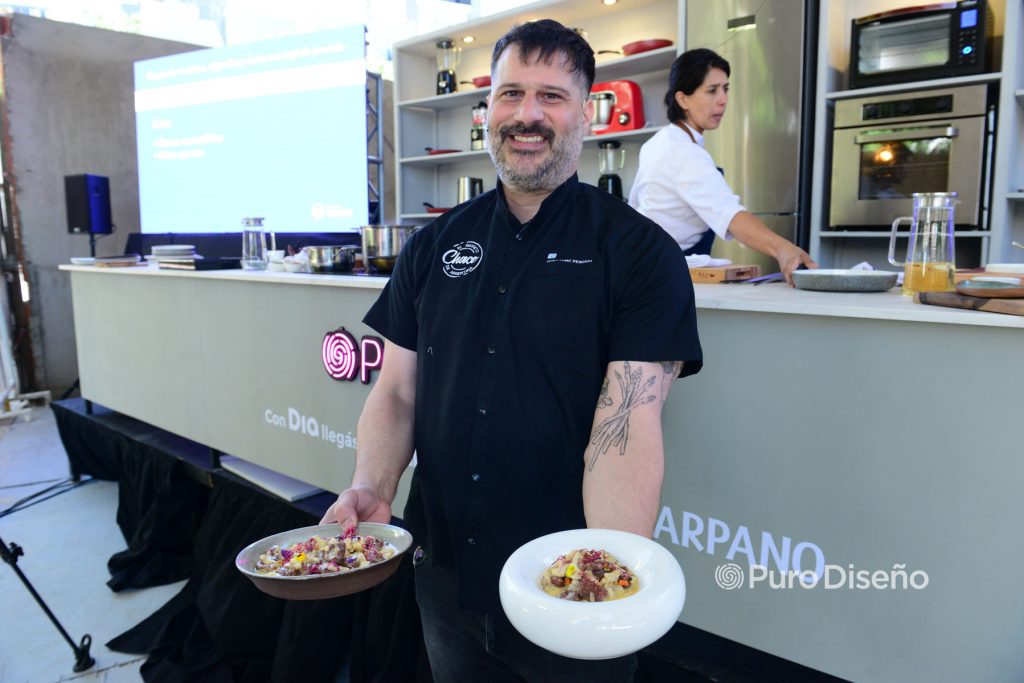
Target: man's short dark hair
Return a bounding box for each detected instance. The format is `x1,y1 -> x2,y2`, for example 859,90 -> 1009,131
491,19 -> 595,96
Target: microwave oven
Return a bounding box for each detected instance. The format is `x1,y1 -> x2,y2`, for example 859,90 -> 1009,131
849,0 -> 992,89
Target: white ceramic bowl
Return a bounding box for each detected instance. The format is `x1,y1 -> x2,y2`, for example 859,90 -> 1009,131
499,528 -> 685,660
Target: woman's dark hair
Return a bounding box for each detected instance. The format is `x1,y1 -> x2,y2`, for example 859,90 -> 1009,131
664,48 -> 730,124
491,19 -> 595,96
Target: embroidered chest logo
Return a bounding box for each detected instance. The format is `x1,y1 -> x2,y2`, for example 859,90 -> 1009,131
441,240 -> 484,278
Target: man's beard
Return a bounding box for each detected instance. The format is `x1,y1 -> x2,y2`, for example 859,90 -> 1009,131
487,119 -> 585,194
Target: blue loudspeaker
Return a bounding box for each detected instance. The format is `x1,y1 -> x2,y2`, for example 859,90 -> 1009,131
64,174 -> 113,234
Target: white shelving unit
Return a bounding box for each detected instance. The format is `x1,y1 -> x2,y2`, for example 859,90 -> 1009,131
392,0 -> 681,222
809,0 -> 1024,268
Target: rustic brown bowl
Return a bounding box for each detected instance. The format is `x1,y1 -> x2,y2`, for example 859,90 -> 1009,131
235,522 -> 413,600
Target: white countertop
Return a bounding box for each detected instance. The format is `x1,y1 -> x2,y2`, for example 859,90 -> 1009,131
61,264 -> 1024,329
59,263 -> 390,290
692,282 -> 1024,328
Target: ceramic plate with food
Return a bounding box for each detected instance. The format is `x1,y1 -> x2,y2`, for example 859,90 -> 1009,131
499,528 -> 685,660
235,522 -> 412,600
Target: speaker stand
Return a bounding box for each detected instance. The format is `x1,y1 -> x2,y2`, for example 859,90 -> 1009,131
0,534 -> 95,672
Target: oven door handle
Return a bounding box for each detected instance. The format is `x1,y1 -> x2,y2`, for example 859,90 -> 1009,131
854,126 -> 958,144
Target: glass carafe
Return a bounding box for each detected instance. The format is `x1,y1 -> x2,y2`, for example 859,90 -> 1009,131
888,192 -> 957,295
241,217 -> 267,271
436,40 -> 460,95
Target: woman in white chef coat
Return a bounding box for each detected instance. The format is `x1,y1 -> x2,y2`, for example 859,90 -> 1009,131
629,48 -> 816,285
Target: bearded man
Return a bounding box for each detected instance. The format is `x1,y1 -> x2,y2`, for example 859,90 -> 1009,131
322,19 -> 703,682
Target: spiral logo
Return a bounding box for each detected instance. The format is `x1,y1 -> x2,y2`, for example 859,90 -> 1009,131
322,328 -> 359,380
715,563 -> 744,590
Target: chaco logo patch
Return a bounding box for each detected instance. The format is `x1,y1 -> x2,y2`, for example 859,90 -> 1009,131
441,240 -> 483,278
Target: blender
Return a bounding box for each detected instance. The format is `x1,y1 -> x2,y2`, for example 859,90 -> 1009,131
597,140 -> 626,200
436,40 -> 460,95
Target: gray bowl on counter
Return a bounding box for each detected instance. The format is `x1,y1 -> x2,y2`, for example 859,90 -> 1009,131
791,269 -> 899,293
361,225 -> 417,274
305,245 -> 357,274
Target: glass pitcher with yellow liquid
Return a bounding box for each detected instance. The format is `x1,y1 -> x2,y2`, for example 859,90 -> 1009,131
888,192 -> 957,295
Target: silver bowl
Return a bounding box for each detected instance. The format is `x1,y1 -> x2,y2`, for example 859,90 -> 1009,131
361,225 -> 417,274
304,245 -> 357,274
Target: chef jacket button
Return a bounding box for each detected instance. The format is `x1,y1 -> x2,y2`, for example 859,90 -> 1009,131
497,285 -> 507,294
486,345 -> 496,354
471,473 -> 481,482
478,407 -> 487,416
467,537 -> 477,546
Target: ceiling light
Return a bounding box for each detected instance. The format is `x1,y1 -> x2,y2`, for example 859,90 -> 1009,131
602,0 -> 617,6
462,36 -> 475,44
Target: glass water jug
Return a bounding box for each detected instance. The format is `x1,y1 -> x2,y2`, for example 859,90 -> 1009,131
888,192 -> 957,295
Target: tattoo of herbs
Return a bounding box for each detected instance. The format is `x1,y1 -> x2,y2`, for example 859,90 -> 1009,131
588,361 -> 657,471
659,361 -> 680,398
598,377 -> 613,408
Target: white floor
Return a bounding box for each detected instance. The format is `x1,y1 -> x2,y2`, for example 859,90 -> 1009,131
0,406 -> 185,683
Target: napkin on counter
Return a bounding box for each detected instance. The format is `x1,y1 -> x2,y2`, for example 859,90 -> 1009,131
685,254 -> 732,268
851,260 -> 903,284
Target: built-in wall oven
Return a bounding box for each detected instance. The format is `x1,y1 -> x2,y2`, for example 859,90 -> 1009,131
829,83 -> 994,229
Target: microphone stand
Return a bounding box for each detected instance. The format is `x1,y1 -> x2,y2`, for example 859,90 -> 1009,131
0,534 -> 94,672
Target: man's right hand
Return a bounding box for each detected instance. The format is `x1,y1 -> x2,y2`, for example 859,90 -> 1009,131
319,485 -> 393,529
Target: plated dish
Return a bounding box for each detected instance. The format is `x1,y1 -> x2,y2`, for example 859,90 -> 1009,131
236,522 -> 412,600
791,269 -> 898,293
540,548 -> 638,602
499,528 -> 685,660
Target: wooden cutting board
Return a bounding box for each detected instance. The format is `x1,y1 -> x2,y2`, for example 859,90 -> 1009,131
689,264 -> 762,283
915,292 -> 1024,316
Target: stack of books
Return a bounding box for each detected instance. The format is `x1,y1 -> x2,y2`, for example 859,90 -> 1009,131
158,256 -> 241,271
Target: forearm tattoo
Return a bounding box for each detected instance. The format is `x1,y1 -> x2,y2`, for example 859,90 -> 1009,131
587,361 -> 678,472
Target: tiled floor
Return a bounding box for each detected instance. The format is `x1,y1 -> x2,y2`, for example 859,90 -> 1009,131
0,406 -> 184,683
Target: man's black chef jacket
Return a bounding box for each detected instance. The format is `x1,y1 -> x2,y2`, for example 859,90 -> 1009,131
364,173 -> 703,614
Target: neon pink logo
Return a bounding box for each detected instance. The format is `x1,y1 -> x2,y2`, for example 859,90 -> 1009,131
322,328 -> 384,384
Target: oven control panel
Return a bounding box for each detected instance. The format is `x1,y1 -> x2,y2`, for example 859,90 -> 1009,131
861,95 -> 953,122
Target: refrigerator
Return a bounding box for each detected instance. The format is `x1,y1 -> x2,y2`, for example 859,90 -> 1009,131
685,0 -> 817,275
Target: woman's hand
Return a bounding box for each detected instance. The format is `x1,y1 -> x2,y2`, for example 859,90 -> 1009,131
726,211 -> 818,286
775,243 -> 818,286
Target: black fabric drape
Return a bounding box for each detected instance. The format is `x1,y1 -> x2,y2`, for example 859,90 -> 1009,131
108,471 -> 353,682
52,401 -> 206,590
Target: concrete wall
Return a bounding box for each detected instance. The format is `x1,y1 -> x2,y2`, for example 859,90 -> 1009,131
1,15 -> 199,393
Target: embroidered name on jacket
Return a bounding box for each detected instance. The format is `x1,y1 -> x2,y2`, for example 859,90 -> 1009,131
546,252 -> 594,265
441,240 -> 483,278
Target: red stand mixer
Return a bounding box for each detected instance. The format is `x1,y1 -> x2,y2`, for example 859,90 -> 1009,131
589,80 -> 645,135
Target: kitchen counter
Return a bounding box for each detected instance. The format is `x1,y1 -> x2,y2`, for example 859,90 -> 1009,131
61,264 -> 1024,328
61,263 -> 1024,683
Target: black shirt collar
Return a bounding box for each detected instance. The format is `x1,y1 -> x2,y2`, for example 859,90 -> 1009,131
495,173 -> 579,235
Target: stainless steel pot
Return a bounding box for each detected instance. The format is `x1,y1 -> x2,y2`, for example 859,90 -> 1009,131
304,245 -> 357,274
361,225 -> 417,274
